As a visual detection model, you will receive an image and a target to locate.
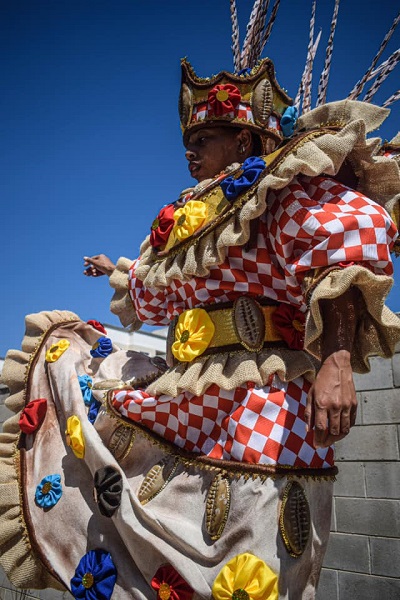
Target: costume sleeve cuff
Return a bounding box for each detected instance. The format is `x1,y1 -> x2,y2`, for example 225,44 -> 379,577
305,265 -> 400,372
109,257 -> 142,331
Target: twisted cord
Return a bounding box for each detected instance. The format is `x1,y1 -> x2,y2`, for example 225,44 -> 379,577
241,0 -> 265,68
230,0 -> 242,72
316,0 -> 340,107
294,79 -> 304,112
248,0 -> 270,68
348,11 -> 400,100
294,31 -> 321,113
363,48 -> 400,102
382,89 -> 400,108
259,0 -> 281,55
302,0 -> 317,114
356,50 -> 400,86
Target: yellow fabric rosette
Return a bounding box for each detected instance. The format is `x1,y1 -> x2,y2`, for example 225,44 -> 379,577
45,339 -> 70,363
65,415 -> 85,459
212,553 -> 278,600
173,200 -> 208,241
171,308 -> 215,363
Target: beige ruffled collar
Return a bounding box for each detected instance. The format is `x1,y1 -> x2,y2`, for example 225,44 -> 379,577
135,100 -> 400,290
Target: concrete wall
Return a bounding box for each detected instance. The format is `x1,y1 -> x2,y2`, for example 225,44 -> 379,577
1,345 -> 399,599
317,349 -> 400,600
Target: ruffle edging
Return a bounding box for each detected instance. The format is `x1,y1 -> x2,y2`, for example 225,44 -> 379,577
135,101 -> 400,290
109,257 -> 142,331
146,348 -> 319,397
0,310 -> 78,590
306,266 -> 400,372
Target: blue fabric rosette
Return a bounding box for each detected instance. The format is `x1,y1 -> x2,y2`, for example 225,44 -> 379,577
71,549 -> 117,600
281,106 -> 298,138
90,337 -> 113,359
220,156 -> 266,201
35,474 -> 62,509
78,374 -> 94,406
88,399 -> 102,425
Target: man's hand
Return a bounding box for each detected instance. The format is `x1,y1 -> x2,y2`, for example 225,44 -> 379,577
305,349 -> 357,448
305,286 -> 360,448
83,255 -> 116,278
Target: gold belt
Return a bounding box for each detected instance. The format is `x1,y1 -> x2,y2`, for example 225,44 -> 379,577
166,297 -> 286,365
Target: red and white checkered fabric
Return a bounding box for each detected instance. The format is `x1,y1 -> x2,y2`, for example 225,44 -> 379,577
268,115 -> 281,131
112,377 -> 333,467
129,175 -> 397,326
191,102 -> 254,124
383,150 -> 400,159
120,175 -> 397,467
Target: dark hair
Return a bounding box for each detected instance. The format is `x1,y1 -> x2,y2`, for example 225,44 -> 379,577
226,126 -> 263,156
251,133 -> 263,156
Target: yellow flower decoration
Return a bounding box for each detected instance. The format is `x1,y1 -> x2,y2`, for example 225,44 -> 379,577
212,553 -> 278,600
65,415 -> 85,459
173,200 -> 208,241
171,308 -> 215,363
45,339 -> 70,363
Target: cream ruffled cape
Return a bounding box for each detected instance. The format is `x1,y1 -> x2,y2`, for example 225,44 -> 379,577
0,311 -> 335,596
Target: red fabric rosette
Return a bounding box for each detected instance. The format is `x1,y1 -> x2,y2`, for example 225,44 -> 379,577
208,84 -> 241,117
151,564 -> 193,600
87,320 -> 107,335
150,204 -> 175,248
272,304 -> 306,351
19,398 -> 47,434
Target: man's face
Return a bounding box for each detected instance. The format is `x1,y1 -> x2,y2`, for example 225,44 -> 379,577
184,127 -> 240,182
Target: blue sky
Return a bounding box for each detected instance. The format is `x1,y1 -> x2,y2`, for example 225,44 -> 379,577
1,0 -> 399,357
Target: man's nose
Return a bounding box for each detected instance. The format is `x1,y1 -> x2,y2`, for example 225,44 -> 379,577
185,149 -> 196,161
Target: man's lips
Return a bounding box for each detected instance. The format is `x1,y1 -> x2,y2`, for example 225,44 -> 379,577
189,162 -> 200,174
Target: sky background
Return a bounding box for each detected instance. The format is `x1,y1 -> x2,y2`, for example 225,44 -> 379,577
1,0 -> 399,357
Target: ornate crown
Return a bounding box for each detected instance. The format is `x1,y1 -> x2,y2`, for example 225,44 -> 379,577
179,58 -> 293,153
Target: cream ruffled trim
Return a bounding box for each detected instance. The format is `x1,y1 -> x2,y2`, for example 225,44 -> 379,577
389,132 -> 400,145
146,348 -> 319,397
135,100 -> 400,290
306,266 -> 400,372
0,311 -> 77,590
109,257 -> 142,331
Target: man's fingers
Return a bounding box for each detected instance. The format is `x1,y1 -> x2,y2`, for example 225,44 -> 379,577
304,388 -> 314,431
350,403 -> 357,428
313,406 -> 328,447
340,409 -> 351,435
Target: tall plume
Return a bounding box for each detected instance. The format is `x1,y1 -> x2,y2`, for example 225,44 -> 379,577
230,0 -> 242,72
316,0 -> 340,107
348,12 -> 400,100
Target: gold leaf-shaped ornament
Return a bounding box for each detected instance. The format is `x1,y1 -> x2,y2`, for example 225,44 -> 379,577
251,78 -> 273,126
205,473 -> 231,541
138,457 -> 179,505
179,83 -> 193,129
108,425 -> 135,462
279,481 -> 311,557
233,296 -> 265,352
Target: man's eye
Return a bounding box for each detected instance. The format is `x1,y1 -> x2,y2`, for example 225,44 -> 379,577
198,137 -> 207,145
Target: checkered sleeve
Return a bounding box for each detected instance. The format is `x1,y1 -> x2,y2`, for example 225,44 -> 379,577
267,175 -> 398,296
128,259 -> 170,326
265,175 -> 400,368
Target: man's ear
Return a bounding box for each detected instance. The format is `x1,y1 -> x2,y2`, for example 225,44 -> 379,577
236,129 -> 253,154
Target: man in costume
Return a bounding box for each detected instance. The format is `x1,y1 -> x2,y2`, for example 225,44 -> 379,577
1,2 -> 400,599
